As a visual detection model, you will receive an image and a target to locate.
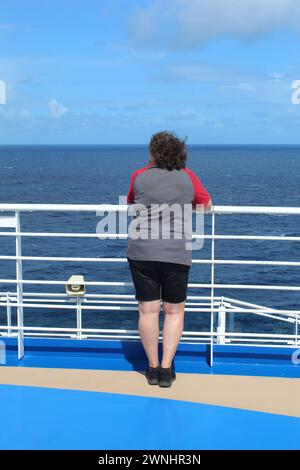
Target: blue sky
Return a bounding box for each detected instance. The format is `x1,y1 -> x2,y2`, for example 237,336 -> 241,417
1,0 -> 300,144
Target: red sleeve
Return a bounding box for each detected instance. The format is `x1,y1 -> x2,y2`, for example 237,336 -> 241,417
127,172 -> 136,204
184,168 -> 211,207
127,165 -> 152,204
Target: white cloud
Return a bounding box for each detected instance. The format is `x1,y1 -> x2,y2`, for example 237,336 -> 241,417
158,63 -> 221,82
130,0 -> 300,49
270,72 -> 286,79
228,82 -> 255,91
168,109 -> 201,120
48,99 -> 68,119
166,109 -> 225,128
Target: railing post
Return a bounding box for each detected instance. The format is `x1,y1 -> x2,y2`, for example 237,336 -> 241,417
209,210 -> 216,367
6,291 -> 12,336
217,298 -> 226,345
229,311 -> 235,334
76,297 -> 82,340
295,313 -> 299,347
15,210 -> 24,359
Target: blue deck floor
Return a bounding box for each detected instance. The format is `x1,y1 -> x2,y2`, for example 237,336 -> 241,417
0,384 -> 299,450
2,337 -> 300,378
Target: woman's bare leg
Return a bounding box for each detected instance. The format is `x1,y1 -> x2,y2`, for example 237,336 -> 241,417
138,300 -> 161,368
161,301 -> 185,368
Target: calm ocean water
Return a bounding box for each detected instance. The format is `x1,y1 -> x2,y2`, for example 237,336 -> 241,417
0,145 -> 300,335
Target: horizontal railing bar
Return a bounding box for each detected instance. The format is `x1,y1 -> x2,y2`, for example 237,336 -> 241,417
2,298 -> 66,304
0,302 -> 225,313
0,232 -> 129,238
0,292 -> 138,299
1,255 -> 300,267
210,260 -> 300,266
0,330 -> 208,340
2,332 -> 294,346
211,284 -> 300,291
213,206 -> 300,215
207,235 -> 300,241
0,292 -> 220,302
0,330 -> 294,345
0,300 -> 299,317
0,255 -> 129,263
0,324 -> 297,339
0,301 -> 138,311
12,333 -> 211,343
1,278 -> 300,291
2,297 -> 213,307
224,338 -> 296,344
0,335 -> 295,345
1,232 -> 300,242
0,204 -> 129,212
1,203 -> 300,215
1,232 -> 300,243
7,328 -> 158,335
0,279 -> 133,286
22,334 -> 139,340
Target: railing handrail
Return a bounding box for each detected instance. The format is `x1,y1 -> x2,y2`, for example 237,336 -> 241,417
1,203 -> 300,215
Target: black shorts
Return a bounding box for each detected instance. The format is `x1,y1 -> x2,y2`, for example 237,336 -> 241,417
128,259 -> 190,304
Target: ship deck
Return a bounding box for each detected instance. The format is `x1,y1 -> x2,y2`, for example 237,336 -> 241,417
1,338 -> 300,450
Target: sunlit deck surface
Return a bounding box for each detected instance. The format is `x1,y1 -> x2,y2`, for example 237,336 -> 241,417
1,338 -> 300,449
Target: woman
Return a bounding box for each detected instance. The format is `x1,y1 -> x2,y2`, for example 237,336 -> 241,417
127,131 -> 212,387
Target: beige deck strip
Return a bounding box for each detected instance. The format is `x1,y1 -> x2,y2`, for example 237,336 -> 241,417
1,367 -> 300,418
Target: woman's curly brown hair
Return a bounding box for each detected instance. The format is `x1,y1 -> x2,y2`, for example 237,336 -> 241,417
149,131 -> 187,170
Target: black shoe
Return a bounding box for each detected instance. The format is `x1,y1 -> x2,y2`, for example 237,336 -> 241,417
145,366 -> 160,385
159,367 -> 176,388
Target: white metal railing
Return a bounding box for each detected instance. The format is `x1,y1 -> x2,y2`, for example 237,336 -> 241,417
0,203 -> 300,366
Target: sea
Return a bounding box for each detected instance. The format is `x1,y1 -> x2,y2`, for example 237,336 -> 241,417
0,145 -> 300,336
